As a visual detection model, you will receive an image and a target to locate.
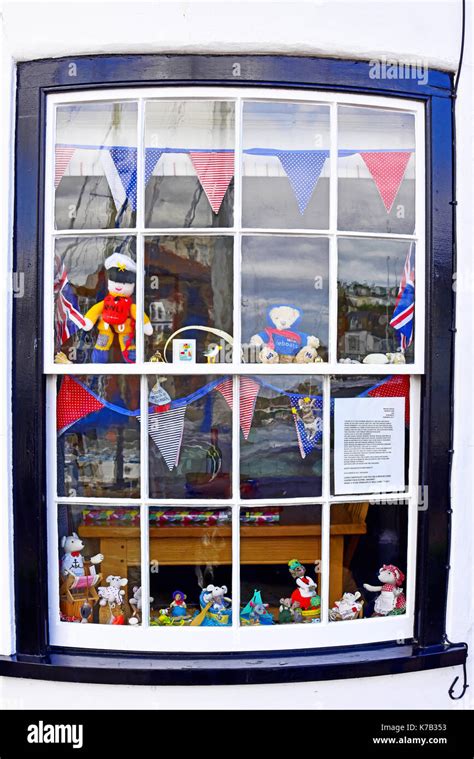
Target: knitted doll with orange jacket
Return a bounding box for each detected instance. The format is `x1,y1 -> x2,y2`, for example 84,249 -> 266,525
82,252 -> 153,363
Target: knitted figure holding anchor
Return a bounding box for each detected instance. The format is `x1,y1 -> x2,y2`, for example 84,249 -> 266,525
82,252 -> 153,363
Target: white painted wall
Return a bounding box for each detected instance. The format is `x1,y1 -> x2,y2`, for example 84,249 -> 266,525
0,0 -> 472,708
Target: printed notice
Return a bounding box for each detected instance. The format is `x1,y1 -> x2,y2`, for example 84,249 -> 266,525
334,397 -> 405,495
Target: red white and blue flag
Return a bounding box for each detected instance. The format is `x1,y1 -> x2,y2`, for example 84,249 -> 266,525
54,254 -> 86,349
390,244 -> 415,350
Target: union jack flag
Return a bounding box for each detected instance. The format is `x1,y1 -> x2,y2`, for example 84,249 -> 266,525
390,244 -> 415,350
54,254 -> 86,349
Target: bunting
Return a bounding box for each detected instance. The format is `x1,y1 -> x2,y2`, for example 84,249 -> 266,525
108,147 -> 137,212
189,151 -> 235,214
145,147 -> 164,185
147,406 -> 187,471
55,147 -> 75,188
275,150 -> 329,214
57,376 -> 105,435
359,151 -> 412,213
366,375 -> 410,425
239,377 -> 260,440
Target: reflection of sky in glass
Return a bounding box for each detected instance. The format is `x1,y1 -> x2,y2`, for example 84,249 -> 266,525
338,238 -> 414,288
338,106 -> 415,150
243,101 -> 330,150
241,236 -> 329,348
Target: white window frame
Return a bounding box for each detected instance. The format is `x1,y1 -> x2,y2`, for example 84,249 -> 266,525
45,86 -> 424,653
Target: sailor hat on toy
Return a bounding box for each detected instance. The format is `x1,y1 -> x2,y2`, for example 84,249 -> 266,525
105,252 -> 137,274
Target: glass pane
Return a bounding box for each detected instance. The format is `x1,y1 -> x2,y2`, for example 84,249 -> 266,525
338,106 -> 415,233
57,375 -> 141,498
338,238 -> 415,363
144,236 -> 233,363
240,506 -> 322,626
330,376 -> 410,496
145,101 -> 234,228
240,376 -> 323,499
149,506 -> 232,627
58,504 -> 141,625
241,236 -> 329,364
148,376 -> 232,499
329,502 -> 408,620
54,236 -> 142,365
55,102 -> 137,230
242,101 -> 330,229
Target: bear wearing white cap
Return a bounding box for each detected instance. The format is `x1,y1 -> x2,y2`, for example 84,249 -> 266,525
82,252 -> 152,363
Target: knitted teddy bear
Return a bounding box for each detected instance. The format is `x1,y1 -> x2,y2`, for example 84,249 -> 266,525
250,305 -> 322,364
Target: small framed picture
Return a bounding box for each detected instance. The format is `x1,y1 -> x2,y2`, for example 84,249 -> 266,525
172,338 -> 196,364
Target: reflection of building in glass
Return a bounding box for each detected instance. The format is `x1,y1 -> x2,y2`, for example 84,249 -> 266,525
339,280 -> 403,360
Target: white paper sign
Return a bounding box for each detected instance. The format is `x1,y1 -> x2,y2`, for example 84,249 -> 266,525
334,397 -> 405,495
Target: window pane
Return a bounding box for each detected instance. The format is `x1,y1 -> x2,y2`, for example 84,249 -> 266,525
329,502 -> 408,620
338,106 -> 415,233
149,506 -> 232,627
240,506 -> 322,626
144,236 -> 233,363
54,236 -> 140,364
55,102 -> 137,230
240,376 -> 323,499
57,375 -> 141,498
58,504 -> 141,625
338,238 -> 415,363
145,101 -> 234,228
148,376 -> 232,499
242,101 -> 330,229
330,376 -> 410,496
241,236 -> 329,364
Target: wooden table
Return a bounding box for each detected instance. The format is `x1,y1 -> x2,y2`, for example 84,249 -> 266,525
79,505 -> 367,608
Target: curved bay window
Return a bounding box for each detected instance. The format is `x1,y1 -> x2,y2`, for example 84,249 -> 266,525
44,87 -> 423,652
10,56 -> 462,682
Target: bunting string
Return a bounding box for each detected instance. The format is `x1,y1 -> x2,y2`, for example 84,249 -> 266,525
55,143 -> 414,216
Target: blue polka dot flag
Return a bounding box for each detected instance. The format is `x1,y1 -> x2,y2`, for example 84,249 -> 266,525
288,394 -> 324,459
276,150 -> 329,215
145,148 -> 164,186
109,147 -> 138,211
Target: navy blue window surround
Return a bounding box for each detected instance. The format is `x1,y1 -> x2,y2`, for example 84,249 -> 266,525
3,54 -> 466,685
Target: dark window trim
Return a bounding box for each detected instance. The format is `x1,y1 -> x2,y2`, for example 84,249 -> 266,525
10,53 -> 465,684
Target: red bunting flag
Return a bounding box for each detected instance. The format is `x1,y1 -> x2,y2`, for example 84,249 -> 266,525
57,376 -> 104,435
55,147 -> 76,189
359,151 -> 412,213
189,151 -> 234,214
368,375 -> 410,425
215,377 -> 260,439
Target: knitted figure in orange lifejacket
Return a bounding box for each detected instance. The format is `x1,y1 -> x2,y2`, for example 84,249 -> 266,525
82,252 -> 153,363
288,559 -> 320,611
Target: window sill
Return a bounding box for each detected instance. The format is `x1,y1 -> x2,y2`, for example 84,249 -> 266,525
0,642 -> 466,686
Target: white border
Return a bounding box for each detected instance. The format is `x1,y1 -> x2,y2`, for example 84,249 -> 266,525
46,86 -> 423,652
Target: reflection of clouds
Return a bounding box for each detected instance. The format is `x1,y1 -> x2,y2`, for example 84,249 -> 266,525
241,237 -> 329,341
338,239 -> 412,287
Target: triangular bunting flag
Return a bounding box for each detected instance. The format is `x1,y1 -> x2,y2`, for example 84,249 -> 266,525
239,378 -> 260,440
145,147 -> 164,185
55,147 -> 76,189
359,151 -> 411,213
147,406 -> 186,471
367,376 -> 410,425
288,395 -> 323,459
57,376 -> 105,435
189,151 -> 234,214
108,147 -> 138,211
215,378 -> 233,410
276,150 -> 329,215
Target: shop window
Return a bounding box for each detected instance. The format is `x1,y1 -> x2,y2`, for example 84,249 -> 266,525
40,87 -> 425,653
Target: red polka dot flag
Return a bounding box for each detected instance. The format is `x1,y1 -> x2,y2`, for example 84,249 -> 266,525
57,376 -> 104,434
359,151 -> 412,213
368,375 -> 410,425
